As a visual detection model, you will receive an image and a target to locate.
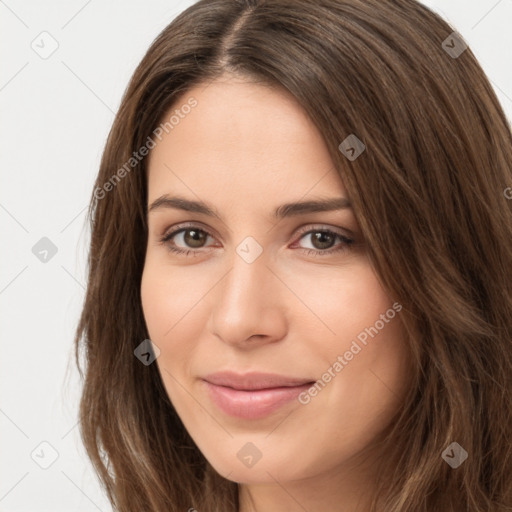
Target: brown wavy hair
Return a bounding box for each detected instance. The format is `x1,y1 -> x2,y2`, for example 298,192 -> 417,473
73,0 -> 512,510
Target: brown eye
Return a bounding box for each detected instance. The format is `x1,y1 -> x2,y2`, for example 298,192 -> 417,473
295,228 -> 354,256
181,228 -> 208,248
160,225 -> 215,254
307,231 -> 337,250
160,224 -> 355,258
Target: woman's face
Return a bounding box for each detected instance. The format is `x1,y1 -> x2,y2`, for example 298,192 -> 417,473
141,75 -> 411,505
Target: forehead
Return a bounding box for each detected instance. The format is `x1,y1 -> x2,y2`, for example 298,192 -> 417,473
147,77 -> 347,202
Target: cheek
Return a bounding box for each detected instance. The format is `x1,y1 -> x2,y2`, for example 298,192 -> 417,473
284,259 -> 394,344
302,264 -> 410,423
140,264 -> 198,411
330,308 -> 409,438
140,262 -> 199,366
337,270 -> 408,393
140,265 -> 168,339
140,256 -> 206,338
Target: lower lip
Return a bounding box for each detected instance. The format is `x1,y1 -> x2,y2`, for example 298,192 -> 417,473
202,380 -> 313,420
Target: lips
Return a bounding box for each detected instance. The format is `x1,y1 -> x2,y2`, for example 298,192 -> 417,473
201,371 -> 315,419
203,370 -> 314,390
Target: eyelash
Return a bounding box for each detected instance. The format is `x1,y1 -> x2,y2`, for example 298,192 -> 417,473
158,223 -> 355,258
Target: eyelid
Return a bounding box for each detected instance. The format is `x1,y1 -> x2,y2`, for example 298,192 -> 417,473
159,222 -> 353,243
158,221 -> 356,255
293,223 -> 354,239
159,221 -> 220,243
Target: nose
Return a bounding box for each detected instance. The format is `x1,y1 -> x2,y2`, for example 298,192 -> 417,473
207,245 -> 288,349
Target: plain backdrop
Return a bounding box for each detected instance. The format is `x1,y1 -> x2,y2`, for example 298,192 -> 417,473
1,0 -> 511,510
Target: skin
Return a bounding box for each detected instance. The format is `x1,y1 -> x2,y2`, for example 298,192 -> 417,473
141,74 -> 412,512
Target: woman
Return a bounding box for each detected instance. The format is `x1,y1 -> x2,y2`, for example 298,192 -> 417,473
74,0 -> 512,510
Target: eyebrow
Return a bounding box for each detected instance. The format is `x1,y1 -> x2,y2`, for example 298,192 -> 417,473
147,194 -> 352,220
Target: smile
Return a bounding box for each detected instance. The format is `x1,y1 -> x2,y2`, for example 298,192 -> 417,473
201,380 -> 313,419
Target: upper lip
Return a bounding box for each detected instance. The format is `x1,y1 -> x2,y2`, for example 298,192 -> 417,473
202,371 -> 315,391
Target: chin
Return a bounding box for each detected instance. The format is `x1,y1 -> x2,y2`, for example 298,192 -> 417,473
203,443 -> 311,484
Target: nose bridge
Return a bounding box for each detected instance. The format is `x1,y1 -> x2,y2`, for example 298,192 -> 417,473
219,239 -> 270,315
208,237 -> 286,345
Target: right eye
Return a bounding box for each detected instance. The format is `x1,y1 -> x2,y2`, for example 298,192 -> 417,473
159,224 -> 217,256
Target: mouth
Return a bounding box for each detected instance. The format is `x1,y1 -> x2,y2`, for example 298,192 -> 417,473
201,371 -> 316,419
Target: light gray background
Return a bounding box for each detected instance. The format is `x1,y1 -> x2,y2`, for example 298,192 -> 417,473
1,1 -> 511,510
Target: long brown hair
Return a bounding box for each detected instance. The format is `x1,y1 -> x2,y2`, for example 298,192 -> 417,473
73,0 -> 512,510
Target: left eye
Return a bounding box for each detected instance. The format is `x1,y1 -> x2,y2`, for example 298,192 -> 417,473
295,229 -> 354,254
159,225 -> 355,257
